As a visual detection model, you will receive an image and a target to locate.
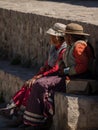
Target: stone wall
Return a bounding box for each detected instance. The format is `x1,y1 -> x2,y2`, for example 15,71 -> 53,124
53,92 -> 98,130
0,70 -> 24,102
0,60 -> 38,102
0,8 -> 51,66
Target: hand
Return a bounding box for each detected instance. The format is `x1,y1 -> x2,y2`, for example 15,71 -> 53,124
25,78 -> 36,87
63,67 -> 70,75
35,74 -> 43,79
25,74 -> 43,87
65,76 -> 70,85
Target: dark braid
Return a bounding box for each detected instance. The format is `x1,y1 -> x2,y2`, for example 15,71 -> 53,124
58,36 -> 65,44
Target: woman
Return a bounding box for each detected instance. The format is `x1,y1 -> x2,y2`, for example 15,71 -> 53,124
0,23 -> 67,118
59,23 -> 94,78
22,23 -> 93,130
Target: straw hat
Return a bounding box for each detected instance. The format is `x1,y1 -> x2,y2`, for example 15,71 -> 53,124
65,23 -> 90,36
46,23 -> 66,37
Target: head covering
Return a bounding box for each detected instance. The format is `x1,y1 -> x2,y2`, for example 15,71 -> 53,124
46,23 -> 66,37
65,23 -> 90,36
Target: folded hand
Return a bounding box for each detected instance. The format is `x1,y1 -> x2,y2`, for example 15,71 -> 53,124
25,78 -> 36,87
25,74 -> 43,87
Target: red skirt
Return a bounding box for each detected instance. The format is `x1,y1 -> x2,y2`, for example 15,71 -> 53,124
13,84 -> 32,107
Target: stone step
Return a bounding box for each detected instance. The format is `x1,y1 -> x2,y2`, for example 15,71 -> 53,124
66,79 -> 98,95
0,60 -> 38,102
53,92 -> 98,130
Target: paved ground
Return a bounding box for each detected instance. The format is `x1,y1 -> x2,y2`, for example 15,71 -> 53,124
0,115 -> 19,130
0,0 -> 98,25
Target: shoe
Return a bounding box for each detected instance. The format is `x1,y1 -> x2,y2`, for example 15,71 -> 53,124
0,102 -> 16,111
0,103 -> 17,119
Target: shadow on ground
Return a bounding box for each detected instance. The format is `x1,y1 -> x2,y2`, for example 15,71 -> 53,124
37,0 -> 98,7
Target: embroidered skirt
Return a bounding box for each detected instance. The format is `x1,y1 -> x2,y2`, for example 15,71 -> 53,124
23,75 -> 66,126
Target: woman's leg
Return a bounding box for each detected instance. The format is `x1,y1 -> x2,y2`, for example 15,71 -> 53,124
23,75 -> 66,126
0,84 -> 32,120
13,84 -> 31,107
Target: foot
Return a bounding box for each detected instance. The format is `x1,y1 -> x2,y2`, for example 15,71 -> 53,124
0,104 -> 16,119
0,102 -> 16,111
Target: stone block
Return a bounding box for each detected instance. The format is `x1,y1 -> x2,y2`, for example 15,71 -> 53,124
0,60 -> 37,103
53,92 -> 98,130
0,70 -> 24,102
89,80 -> 98,94
66,79 -> 98,95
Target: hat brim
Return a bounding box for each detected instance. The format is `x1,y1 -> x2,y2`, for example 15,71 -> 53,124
65,31 -> 90,36
46,28 -> 65,36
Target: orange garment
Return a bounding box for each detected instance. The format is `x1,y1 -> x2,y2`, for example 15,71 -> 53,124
73,41 -> 89,74
63,40 -> 93,75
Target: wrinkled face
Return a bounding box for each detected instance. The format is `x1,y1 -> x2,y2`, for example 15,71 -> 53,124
50,35 -> 60,46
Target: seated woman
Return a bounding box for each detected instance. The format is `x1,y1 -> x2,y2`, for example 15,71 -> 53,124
22,23 -> 93,130
59,23 -> 94,79
0,23 -> 67,118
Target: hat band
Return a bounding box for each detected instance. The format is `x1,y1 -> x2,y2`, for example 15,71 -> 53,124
66,29 -> 83,33
53,27 -> 64,33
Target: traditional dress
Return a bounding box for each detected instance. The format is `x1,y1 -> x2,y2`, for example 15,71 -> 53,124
24,75 -> 66,126
12,42 -> 67,108
63,40 -> 94,78
23,40 -> 93,126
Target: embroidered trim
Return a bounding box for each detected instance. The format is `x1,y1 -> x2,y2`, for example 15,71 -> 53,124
24,115 -> 46,123
24,111 -> 44,119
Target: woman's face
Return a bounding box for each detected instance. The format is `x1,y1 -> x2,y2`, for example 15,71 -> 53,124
50,35 -> 60,46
